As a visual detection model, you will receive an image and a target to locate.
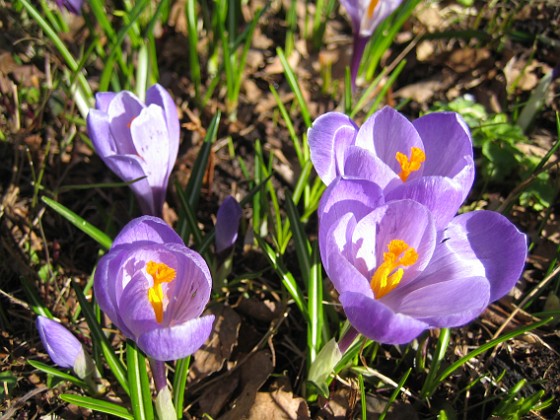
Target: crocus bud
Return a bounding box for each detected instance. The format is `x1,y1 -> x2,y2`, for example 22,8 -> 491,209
215,196 -> 242,255
54,0 -> 83,15
86,84 -> 180,217
36,316 -> 84,369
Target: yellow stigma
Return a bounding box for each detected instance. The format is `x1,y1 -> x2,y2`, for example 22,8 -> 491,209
395,147 -> 425,182
146,261 -> 176,323
367,0 -> 380,18
371,239 -> 418,299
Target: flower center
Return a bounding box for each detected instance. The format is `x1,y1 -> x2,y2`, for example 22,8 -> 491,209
367,0 -> 380,18
370,239 -> 418,298
146,261 -> 176,323
395,147 -> 425,182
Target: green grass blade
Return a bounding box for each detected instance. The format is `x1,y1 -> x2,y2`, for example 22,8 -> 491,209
172,356 -> 191,419
307,241 -> 323,364
269,84 -> 303,166
430,317 -> 553,397
71,282 -> 129,395
256,236 -> 308,319
28,360 -> 87,389
41,196 -> 112,250
186,0 -> 202,103
420,328 -> 451,398
285,194 -> 311,285
276,48 -> 312,127
365,59 -> 407,119
379,368 -> 412,420
126,341 -> 154,420
59,394 -> 134,419
184,112 -> 220,210
20,276 -> 52,318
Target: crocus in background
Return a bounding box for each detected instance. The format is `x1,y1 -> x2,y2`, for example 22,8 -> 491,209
94,216 -> 214,362
215,196 -> 242,255
339,0 -> 404,85
36,316 -> 100,392
54,0 -> 83,15
318,177 -> 527,344
309,107 -> 475,229
87,84 -> 180,217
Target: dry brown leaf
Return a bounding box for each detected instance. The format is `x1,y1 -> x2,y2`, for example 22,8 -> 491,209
219,350 -> 274,420
199,374 -> 240,418
248,388 -> 310,419
189,304 -> 242,383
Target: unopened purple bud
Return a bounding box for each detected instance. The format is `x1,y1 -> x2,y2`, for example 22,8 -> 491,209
54,0 -> 83,15
215,196 -> 242,254
36,316 -> 83,369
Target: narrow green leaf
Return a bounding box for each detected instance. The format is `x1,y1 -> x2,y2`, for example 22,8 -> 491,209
42,196 -> 112,250
28,360 -> 87,389
285,194 -> 311,286
379,368 -> 412,420
256,236 -> 308,318
59,394 -> 134,419
184,112 -> 220,210
430,317 -> 553,397
172,356 -> 191,419
277,48 -> 312,127
126,341 -> 154,420
420,328 -> 451,398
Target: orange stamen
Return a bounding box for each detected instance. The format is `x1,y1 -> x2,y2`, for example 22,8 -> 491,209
146,261 -> 176,323
367,0 -> 380,19
395,146 -> 426,182
371,239 -> 418,298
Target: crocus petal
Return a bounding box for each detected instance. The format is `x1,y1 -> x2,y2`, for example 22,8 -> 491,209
318,177 -> 384,262
165,245 -> 213,321
413,112 -> 474,201
343,146 -> 400,190
95,92 -> 117,113
118,270 -> 160,337
87,109 -> 117,158
137,315 -> 215,361
112,215 -> 184,248
340,291 -> 429,344
215,196 -> 242,254
146,84 -> 180,167
386,176 -> 465,230
444,211 -> 527,302
384,276 -> 490,327
308,112 -> 358,184
104,154 -> 154,215
107,92 -> 145,155
323,213 -> 373,297
36,316 -> 83,368
94,250 -> 135,339
355,107 -> 424,180
359,0 -> 404,36
339,0 -> 361,31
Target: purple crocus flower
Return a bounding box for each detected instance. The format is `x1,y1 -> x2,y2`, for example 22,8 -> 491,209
215,196 -> 242,255
318,177 -> 527,344
339,0 -> 404,85
54,0 -> 83,15
309,107 -> 475,229
94,216 -> 214,361
87,84 -> 180,217
36,316 -> 84,369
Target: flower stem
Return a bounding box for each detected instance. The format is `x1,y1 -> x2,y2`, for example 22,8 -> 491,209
350,35 -> 369,89
338,326 -> 360,354
150,359 -> 167,392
